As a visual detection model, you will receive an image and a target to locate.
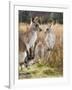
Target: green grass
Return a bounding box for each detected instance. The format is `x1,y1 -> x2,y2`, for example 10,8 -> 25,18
19,59 -> 63,79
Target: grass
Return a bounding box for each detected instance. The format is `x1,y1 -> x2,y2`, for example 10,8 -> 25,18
19,58 -> 63,79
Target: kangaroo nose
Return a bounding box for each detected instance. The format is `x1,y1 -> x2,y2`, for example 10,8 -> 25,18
39,28 -> 42,32
46,28 -> 49,31
40,28 -> 42,31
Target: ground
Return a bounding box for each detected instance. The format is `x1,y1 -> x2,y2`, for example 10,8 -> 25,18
19,62 -> 63,79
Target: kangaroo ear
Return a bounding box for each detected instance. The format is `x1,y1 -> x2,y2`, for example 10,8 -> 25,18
32,17 -> 34,22
38,19 -> 41,24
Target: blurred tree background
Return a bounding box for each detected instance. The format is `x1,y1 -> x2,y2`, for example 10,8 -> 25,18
19,10 -> 63,24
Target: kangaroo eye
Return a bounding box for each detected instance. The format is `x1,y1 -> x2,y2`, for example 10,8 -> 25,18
46,28 -> 49,31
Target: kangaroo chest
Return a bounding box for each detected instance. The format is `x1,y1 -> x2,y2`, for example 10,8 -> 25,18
26,31 -> 37,51
29,31 -> 37,47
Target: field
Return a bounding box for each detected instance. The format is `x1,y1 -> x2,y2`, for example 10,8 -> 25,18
19,23 -> 63,79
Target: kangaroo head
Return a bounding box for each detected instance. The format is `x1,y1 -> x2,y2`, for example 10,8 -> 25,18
31,16 -> 42,32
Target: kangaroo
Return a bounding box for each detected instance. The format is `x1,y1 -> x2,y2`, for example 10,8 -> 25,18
19,17 -> 41,67
35,41 -> 45,60
19,37 -> 27,69
45,21 -> 56,58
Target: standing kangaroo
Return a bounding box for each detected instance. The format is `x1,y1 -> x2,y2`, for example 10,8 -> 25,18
45,21 -> 56,58
19,17 -> 41,67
